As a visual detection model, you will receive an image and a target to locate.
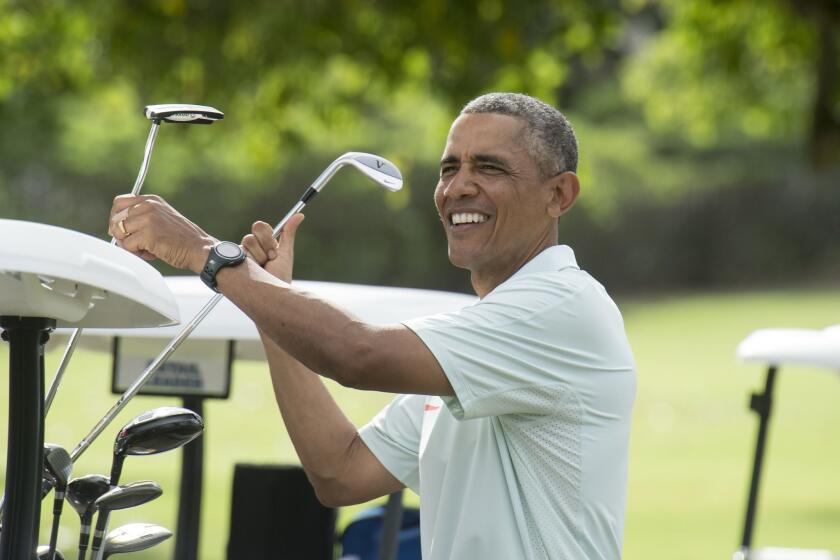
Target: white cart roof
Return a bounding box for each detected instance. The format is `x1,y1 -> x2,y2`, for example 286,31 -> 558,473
737,326 -> 840,370
63,275 -> 477,360
0,220 -> 179,328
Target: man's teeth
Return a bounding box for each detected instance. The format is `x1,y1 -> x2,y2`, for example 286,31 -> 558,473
451,213 -> 489,225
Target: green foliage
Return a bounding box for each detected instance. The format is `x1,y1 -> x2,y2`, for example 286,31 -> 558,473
0,0 -> 833,291
623,0 -> 817,147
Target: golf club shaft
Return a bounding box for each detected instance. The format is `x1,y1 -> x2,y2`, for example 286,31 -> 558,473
44,120 -> 162,416
70,189 -> 320,463
79,202 -> 312,557
48,508 -> 61,560
91,507 -> 112,560
77,515 -> 93,560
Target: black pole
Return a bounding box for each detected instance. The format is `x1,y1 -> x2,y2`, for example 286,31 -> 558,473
378,490 -> 404,560
0,316 -> 54,560
740,366 -> 778,550
174,395 -> 205,560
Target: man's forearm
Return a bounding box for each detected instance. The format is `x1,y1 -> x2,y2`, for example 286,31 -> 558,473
257,329 -> 360,486
216,255 -> 453,396
217,259 -> 374,387
258,329 -> 404,506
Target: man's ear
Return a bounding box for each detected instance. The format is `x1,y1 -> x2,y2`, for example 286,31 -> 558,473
546,171 -> 580,218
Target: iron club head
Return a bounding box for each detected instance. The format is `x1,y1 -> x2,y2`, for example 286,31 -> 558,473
102,523 -> 172,557
338,152 -> 403,192
311,152 -> 403,194
144,104 -> 224,124
43,444 -> 73,492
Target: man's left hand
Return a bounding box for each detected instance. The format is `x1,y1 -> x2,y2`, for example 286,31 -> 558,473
108,194 -> 217,273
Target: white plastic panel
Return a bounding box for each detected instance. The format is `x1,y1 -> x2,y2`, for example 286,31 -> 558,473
0,220 -> 179,328
737,327 -> 840,370
59,276 -> 477,360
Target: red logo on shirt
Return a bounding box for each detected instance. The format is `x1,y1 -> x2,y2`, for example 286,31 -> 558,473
424,404 -> 440,412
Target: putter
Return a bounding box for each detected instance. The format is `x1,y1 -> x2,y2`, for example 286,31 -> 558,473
43,103 -> 225,416
89,408 -> 202,560
66,474 -> 110,560
67,152 -> 402,465
0,103 -> 222,532
42,444 -> 73,560
101,523 -> 172,558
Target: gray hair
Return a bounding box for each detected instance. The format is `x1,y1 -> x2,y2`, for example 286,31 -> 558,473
461,92 -> 578,178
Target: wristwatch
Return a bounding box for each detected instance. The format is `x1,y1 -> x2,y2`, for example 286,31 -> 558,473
200,241 -> 246,292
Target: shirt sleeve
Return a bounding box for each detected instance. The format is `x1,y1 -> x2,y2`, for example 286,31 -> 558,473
358,394 -> 424,493
404,272 -> 630,420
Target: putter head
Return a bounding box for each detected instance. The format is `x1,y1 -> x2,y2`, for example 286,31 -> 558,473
115,406 -> 204,457
43,444 -> 72,491
144,104 -> 224,124
95,480 -> 162,511
67,474 -> 111,519
341,152 -> 403,192
36,545 -> 65,560
103,523 -> 172,556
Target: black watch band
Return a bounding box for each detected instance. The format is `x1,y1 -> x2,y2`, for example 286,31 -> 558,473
200,241 -> 246,293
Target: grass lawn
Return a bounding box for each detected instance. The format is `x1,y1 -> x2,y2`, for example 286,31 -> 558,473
2,288 -> 839,558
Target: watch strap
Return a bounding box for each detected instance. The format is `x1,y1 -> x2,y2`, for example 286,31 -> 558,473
200,242 -> 246,293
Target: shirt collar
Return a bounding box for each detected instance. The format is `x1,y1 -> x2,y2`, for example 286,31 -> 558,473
508,245 -> 579,281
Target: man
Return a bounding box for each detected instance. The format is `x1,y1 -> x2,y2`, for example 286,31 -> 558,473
109,92 -> 636,559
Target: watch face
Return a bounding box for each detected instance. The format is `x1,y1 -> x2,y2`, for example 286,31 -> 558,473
216,241 -> 242,259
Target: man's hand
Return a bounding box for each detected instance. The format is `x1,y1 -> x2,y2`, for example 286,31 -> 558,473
109,194 -> 217,274
241,214 -> 305,283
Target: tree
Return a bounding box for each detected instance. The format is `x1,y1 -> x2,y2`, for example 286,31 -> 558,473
623,0 -> 839,170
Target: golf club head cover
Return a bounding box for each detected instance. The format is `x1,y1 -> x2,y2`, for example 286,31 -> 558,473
226,464 -> 336,560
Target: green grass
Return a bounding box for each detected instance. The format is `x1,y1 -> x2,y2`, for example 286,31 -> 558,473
2,288 -> 840,558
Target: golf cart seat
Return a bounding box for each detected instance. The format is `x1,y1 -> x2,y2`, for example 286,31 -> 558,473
734,325 -> 840,560
340,504 -> 421,560
738,327 -> 840,370
733,548 -> 840,560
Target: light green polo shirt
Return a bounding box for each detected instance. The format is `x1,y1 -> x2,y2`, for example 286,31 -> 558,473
359,245 -> 636,559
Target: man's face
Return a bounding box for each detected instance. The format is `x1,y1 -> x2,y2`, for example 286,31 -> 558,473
434,112 -> 557,276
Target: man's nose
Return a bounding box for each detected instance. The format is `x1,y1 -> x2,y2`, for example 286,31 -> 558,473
443,169 -> 479,199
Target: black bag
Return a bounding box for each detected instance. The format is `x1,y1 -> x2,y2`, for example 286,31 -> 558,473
227,464 -> 336,560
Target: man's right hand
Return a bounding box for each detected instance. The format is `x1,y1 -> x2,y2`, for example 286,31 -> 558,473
241,213 -> 305,283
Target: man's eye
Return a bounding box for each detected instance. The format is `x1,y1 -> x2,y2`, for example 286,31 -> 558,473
479,164 -> 503,174
440,166 -> 458,176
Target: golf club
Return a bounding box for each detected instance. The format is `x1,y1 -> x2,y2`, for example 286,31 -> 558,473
42,444 -> 73,560
101,523 -> 172,558
95,481 -> 162,511
0,445 -> 72,535
36,545 -> 66,560
43,103 -> 225,417
67,152 -> 402,465
89,407 -> 202,560
0,103 -> 222,535
66,474 -> 110,560
88,482 -> 162,560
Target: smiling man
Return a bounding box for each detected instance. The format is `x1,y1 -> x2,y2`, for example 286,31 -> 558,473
108,92 -> 636,559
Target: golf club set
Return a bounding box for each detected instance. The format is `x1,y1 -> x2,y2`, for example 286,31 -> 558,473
1,103 -> 404,558
30,407 -> 203,559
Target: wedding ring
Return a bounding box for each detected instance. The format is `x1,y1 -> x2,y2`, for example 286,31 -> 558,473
118,220 -> 127,235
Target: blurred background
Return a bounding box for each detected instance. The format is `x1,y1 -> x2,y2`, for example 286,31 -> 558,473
1,0 -> 839,558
